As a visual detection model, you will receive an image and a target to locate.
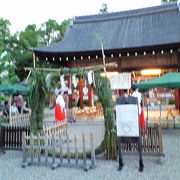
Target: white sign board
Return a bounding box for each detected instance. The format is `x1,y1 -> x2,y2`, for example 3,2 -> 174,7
116,104 -> 139,137
108,73 -> 131,90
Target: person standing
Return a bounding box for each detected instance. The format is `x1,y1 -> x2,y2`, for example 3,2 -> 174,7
55,91 -> 66,122
11,102 -> 19,116
63,91 -> 69,109
17,94 -> 24,114
116,89 -> 138,105
132,88 -> 146,128
2,101 -> 9,117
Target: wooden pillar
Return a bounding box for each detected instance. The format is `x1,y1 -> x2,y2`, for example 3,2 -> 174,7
79,77 -> 84,109
177,62 -> 180,114
175,89 -> 179,112
88,85 -> 93,107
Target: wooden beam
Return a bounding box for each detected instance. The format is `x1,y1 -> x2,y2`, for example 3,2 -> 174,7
84,62 -> 117,70
24,67 -> 63,72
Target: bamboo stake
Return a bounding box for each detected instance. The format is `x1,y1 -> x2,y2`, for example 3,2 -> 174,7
67,134 -> 70,163
90,133 -> 95,168
82,134 -> 87,171
59,135 -> 63,165
74,134 -> 78,164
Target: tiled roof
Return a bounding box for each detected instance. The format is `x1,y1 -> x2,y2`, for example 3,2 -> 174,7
34,2 -> 180,55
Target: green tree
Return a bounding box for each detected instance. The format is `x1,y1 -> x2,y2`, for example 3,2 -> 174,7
12,24 -> 39,80
39,19 -> 70,46
162,0 -> 177,3
13,19 -> 70,80
0,18 -> 19,83
99,3 -> 108,14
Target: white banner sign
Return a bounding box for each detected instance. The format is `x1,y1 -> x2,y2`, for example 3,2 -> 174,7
108,73 -> 131,90
116,104 -> 139,137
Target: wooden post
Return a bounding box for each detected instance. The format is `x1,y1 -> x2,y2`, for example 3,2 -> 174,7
45,135 -> 48,163
82,134 -> 87,171
74,135 -> 78,164
79,78 -> 84,109
158,126 -> 163,155
52,135 -> 58,169
90,133 -> 95,168
88,85 -> 93,107
59,135 -> 63,165
175,89 -> 180,114
30,133 -> 34,164
67,134 -> 70,163
22,132 -> 27,164
0,125 -> 4,152
37,133 -> 41,162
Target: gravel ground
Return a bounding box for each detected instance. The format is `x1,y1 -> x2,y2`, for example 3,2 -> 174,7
1,122 -> 180,180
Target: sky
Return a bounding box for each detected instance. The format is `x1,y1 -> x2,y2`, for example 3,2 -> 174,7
1,0 -> 162,33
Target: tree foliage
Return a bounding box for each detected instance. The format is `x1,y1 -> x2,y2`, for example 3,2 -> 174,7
99,3 -> 108,14
162,0 -> 177,3
39,19 -> 70,46
0,18 -> 19,83
0,18 -> 70,82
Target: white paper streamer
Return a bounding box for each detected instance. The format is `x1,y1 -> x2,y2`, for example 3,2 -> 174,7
60,75 -> 65,88
87,70 -> 93,85
72,74 -> 78,88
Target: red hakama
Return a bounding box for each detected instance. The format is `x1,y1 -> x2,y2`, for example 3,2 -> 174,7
55,104 -> 65,122
140,106 -> 146,127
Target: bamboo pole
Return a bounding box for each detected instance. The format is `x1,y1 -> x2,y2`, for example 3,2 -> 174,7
33,52 -> 36,68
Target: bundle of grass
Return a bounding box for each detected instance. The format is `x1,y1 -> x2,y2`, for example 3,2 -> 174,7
29,70 -> 48,135
93,73 -> 117,159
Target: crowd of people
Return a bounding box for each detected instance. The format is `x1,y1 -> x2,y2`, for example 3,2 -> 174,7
2,94 -> 31,119
52,80 -> 146,127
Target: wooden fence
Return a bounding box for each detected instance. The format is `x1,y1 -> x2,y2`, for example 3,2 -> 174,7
0,121 -> 164,162
22,133 -> 96,171
9,113 -> 31,125
0,124 -> 30,150
147,117 -> 180,129
43,121 -> 67,136
0,121 -> 67,150
121,126 -> 164,158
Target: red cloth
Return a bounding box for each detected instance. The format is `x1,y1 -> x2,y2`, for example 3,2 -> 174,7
55,104 -> 65,122
140,106 -> 146,127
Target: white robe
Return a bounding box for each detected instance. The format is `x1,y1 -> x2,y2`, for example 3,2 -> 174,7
132,90 -> 142,114
56,94 -> 65,109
